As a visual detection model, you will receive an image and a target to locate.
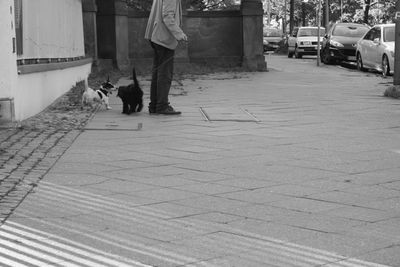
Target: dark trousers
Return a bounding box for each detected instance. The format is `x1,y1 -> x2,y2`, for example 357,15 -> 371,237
149,42 -> 175,112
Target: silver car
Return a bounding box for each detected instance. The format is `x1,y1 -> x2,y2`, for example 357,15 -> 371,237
287,27 -> 325,58
356,24 -> 395,77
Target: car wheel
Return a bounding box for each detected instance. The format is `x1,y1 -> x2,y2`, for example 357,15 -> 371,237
356,53 -> 366,72
322,48 -> 332,64
382,55 -> 390,77
294,47 -> 302,59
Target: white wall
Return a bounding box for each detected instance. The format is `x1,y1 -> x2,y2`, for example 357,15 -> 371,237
15,64 -> 91,121
0,0 -> 92,122
21,0 -> 85,59
0,1 -> 18,98
0,1 -> 18,121
12,0 -> 92,121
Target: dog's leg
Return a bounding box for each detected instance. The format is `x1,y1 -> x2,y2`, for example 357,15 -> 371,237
81,95 -> 85,110
81,92 -> 89,110
104,97 -> 112,110
137,99 -> 143,112
129,103 -> 136,114
122,101 -> 129,114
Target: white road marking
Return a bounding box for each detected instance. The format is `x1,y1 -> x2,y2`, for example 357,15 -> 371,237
6,182 -> 391,267
0,222 -> 152,267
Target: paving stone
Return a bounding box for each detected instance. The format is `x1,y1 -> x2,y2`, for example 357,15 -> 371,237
2,56 -> 400,266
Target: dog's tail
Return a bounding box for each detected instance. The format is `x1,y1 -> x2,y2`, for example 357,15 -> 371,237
132,67 -> 139,87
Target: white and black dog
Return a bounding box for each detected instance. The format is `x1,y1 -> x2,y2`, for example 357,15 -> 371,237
82,77 -> 116,110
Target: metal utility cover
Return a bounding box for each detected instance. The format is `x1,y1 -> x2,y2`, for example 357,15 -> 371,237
200,107 -> 259,122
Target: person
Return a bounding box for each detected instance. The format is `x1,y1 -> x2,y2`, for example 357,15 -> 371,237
144,0 -> 187,115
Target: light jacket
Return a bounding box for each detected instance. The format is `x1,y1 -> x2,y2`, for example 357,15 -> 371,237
144,0 -> 185,50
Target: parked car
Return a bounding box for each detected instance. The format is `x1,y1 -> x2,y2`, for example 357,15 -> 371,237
287,26 -> 325,58
321,22 -> 370,64
356,24 -> 395,77
263,27 -> 284,52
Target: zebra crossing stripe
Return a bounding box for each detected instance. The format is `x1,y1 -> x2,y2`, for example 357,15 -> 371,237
0,255 -> 29,267
0,237 -> 75,267
18,185 -> 219,266
14,182 -> 390,267
0,245 -> 56,267
203,231 -> 368,267
328,258 -> 391,267
0,228 -> 110,267
39,182 -> 173,218
12,212 -> 215,267
36,186 -> 208,235
1,222 -> 152,267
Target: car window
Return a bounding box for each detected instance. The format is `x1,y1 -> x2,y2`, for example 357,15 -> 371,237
332,25 -> 370,38
376,28 -> 381,40
298,28 -> 325,37
363,29 -> 373,40
263,28 -> 281,37
383,26 -> 395,42
367,28 -> 379,41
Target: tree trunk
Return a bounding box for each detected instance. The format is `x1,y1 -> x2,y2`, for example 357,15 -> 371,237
363,0 -> 370,24
394,0 -> 400,85
289,0 -> 294,34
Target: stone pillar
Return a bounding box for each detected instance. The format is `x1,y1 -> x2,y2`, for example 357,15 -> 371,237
174,0 -> 189,69
241,0 -> 266,71
114,0 -> 130,70
82,0 -> 98,66
96,0 -> 130,70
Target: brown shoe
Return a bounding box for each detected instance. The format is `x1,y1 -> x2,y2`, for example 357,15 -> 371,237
157,106 -> 181,115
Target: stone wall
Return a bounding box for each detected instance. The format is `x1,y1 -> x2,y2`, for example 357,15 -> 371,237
186,11 -> 242,67
85,0 -> 265,72
128,10 -> 243,72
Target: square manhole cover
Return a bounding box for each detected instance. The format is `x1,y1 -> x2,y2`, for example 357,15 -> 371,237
200,107 -> 259,122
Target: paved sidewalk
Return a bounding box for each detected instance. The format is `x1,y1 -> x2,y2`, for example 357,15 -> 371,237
2,55 -> 400,266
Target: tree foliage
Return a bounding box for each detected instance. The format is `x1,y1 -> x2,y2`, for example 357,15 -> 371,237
265,0 -> 396,29
125,0 -> 239,11
125,0 -> 396,26
124,0 -> 152,11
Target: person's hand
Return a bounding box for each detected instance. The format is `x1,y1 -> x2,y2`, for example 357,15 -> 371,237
180,33 -> 188,42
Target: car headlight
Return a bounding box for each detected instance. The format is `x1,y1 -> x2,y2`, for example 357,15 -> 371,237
263,39 -> 269,45
330,40 -> 344,48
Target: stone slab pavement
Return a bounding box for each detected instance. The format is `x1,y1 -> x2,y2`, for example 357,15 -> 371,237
1,54 -> 400,266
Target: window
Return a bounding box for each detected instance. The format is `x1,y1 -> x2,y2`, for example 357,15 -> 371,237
298,28 -> 325,37
367,28 -> 378,41
363,29 -> 373,40
14,0 -> 22,55
383,26 -> 395,42
333,24 -> 369,38
375,28 -> 381,41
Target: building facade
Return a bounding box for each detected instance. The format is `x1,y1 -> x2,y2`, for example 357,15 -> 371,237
0,0 -> 92,123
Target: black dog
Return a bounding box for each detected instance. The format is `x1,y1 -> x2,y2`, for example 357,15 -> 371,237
117,68 -> 143,114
